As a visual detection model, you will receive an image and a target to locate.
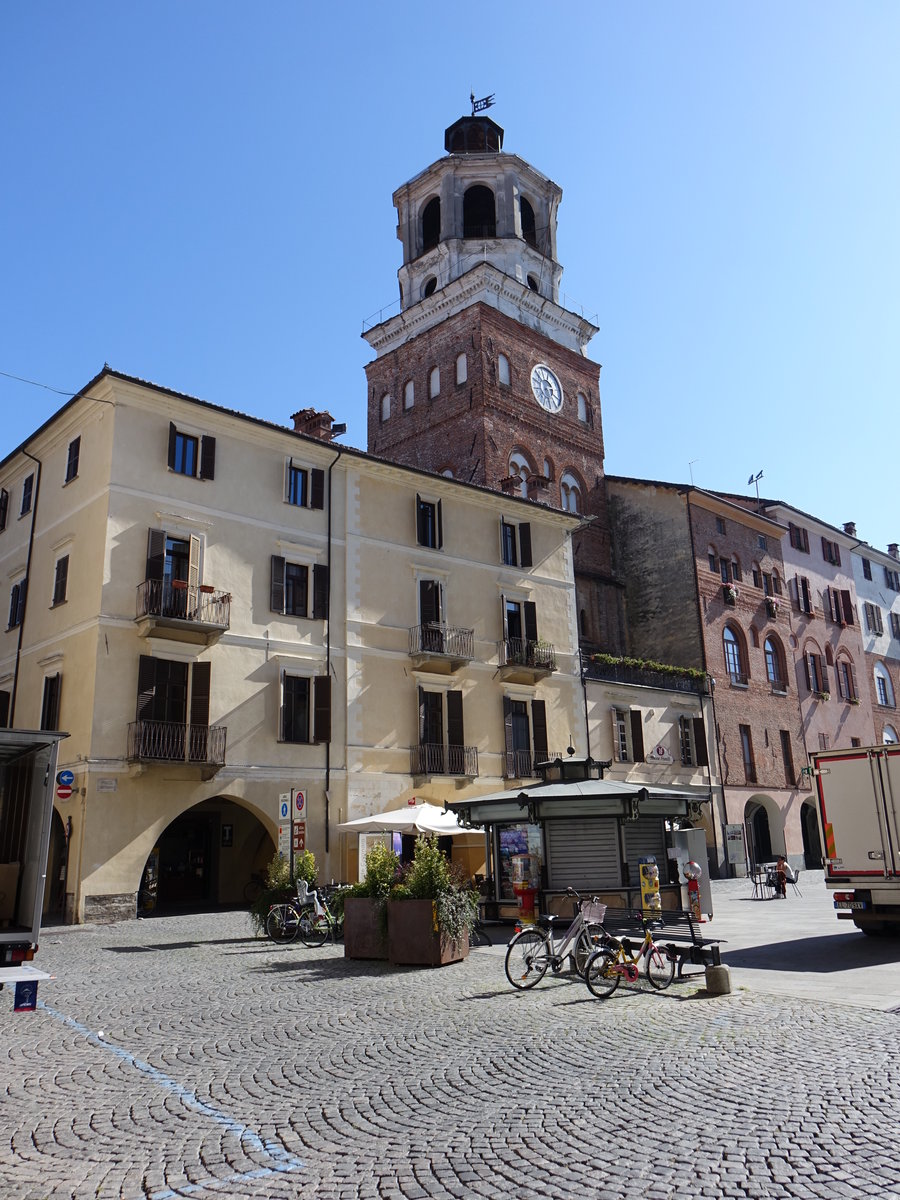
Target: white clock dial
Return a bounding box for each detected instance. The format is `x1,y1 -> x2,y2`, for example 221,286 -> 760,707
530,364 -> 563,414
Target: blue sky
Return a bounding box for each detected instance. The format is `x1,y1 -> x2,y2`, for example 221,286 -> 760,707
3,4 -> 899,552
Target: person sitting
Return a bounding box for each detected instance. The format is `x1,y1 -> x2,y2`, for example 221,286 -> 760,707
775,855 -> 788,899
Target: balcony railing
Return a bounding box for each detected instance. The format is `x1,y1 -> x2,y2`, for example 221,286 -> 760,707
135,581 -> 231,632
410,743 -> 479,777
498,638 -> 556,674
127,719 -> 227,766
504,749 -> 568,779
583,659 -> 705,695
728,672 -> 749,688
408,624 -> 475,664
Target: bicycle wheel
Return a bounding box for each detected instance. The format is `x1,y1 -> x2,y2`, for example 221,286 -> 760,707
584,947 -> 620,999
297,910 -> 328,947
266,904 -> 300,944
504,928 -> 550,989
573,922 -> 605,976
645,941 -> 676,990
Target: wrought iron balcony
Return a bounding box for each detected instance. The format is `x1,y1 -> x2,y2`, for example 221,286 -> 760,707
127,720 -> 227,768
504,749 -> 568,780
135,580 -> 231,645
408,624 -> 475,673
583,658 -> 706,695
497,637 -> 556,682
410,743 -> 479,778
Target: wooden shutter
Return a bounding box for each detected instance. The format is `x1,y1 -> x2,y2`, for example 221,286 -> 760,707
0,690 -> 9,727
803,654 -> 812,692
313,675 -> 331,743
419,686 -> 427,745
310,468 -> 325,510
188,535 -> 201,591
420,580 -> 439,625
270,556 -> 286,613
8,583 -> 18,629
190,661 -> 211,727
821,536 -> 830,563
14,579 -> 26,626
54,556 -> 69,604
692,717 -> 709,767
818,655 -> 829,693
136,655 -> 157,721
167,422 -> 177,470
630,710 -> 645,762
41,674 -> 61,731
436,499 -> 443,549
503,696 -> 514,756
146,529 -> 166,582
500,594 -> 508,639
0,488 -> 7,531
312,564 -> 329,619
610,709 -> 623,761
447,690 -> 464,750
849,661 -> 859,700
531,699 -> 548,763
841,590 -> 854,625
415,495 -> 425,545
523,601 -> 538,643
519,523 -> 532,568
199,435 -> 216,480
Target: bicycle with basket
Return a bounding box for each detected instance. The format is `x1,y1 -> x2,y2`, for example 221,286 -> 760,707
504,888 -> 607,990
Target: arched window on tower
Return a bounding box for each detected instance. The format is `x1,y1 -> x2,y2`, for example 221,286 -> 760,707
456,353 -> 467,385
380,393 -> 391,423
560,471 -> 582,513
464,185 -> 496,238
520,196 -> 537,248
498,354 -> 510,386
577,392 -> 588,423
421,197 -> 440,254
508,452 -> 530,499
429,367 -> 441,399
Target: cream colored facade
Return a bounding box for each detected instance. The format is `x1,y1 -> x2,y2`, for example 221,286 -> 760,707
0,369 -> 583,921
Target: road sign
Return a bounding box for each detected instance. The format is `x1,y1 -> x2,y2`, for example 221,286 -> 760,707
277,824 -> 290,860
293,822 -> 306,853
56,784 -> 73,801
57,769 -> 75,787
294,790 -> 305,815
279,793 -> 290,822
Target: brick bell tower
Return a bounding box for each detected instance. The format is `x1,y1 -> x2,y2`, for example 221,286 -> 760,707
363,110 -> 624,651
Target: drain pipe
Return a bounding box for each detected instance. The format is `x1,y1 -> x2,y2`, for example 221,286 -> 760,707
9,449 -> 42,725
324,435 -> 345,855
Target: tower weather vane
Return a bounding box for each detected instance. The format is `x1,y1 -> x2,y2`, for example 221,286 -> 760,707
470,91 -> 496,115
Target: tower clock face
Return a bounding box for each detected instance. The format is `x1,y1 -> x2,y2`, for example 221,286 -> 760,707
530,364 -> 563,414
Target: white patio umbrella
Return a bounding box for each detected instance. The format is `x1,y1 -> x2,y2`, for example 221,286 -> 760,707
337,801 -> 480,836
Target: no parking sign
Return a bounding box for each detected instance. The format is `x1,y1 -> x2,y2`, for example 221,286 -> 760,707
294,790 -> 305,816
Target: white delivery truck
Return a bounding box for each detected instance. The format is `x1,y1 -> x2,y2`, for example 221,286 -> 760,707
0,728 -> 66,1007
812,743 -> 900,935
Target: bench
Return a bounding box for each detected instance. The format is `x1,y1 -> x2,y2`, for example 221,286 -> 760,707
596,905 -> 724,977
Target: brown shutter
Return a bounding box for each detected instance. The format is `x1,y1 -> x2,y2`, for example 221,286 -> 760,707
310,468 -> 325,510
523,601 -> 538,643
415,495 -> 425,545
821,535 -> 830,562
436,499 -> 443,549
270,556 -> 285,613
833,543 -> 841,567
167,422 -> 177,470
692,717 -> 709,766
447,690 -> 464,750
14,578 -> 26,626
630,710 -> 645,762
0,690 -> 8,727
849,661 -> 859,700
312,564 -> 329,619
803,654 -> 812,692
420,580 -> 439,625
519,523 -> 532,568
841,590 -> 854,625
0,488 -> 7,531
136,655 -> 157,721
818,655 -> 829,693
8,583 -> 18,628
41,674 -> 61,731
313,675 -> 331,743
531,699 -> 548,763
503,696 -> 514,756
146,528 -> 166,582
611,710 -> 623,762
419,686 -> 427,746
190,661 -> 211,727
199,435 -> 216,480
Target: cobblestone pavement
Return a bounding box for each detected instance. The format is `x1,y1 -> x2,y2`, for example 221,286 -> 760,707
2,911 -> 899,1200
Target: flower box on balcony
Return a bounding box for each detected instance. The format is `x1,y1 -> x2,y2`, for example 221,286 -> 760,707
198,584 -> 215,594
816,691 -> 830,702
723,585 -> 738,605
171,580 -> 188,590
765,599 -> 780,618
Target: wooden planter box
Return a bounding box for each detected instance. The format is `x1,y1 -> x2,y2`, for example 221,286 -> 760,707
343,896 -> 387,960
386,898 -> 469,967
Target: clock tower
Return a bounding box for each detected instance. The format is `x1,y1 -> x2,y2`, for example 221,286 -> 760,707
363,112 -> 623,650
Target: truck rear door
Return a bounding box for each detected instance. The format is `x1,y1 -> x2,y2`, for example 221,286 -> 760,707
818,748 -> 900,878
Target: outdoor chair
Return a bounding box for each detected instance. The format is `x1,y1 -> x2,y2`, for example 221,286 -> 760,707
787,867 -> 802,898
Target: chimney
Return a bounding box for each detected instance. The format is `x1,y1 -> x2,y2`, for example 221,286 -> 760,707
889,544 -> 899,561
842,521 -> 856,538
290,408 -> 342,442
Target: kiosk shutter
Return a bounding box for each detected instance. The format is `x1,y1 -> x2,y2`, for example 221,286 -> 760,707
546,819 -> 620,891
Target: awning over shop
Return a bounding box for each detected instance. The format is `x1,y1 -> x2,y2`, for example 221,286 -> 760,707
337,801 -> 481,837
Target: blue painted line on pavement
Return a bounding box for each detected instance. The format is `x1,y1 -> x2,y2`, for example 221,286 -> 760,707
38,1001 -> 306,1196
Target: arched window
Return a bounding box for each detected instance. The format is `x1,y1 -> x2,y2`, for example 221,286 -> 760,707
404,380 -> 415,410
836,656 -> 858,702
423,277 -> 437,299
456,353 -> 467,385
723,625 -> 747,685
708,545 -> 718,574
421,197 -> 440,253
752,562 -> 762,589
543,458 -> 552,479
440,468 -> 454,479
560,471 -> 582,514
520,196 -> 537,248
765,636 -> 786,690
498,354 -> 510,386
772,570 -> 782,595
731,556 -> 742,583
527,273 -> 540,292
463,185 -> 496,238
875,662 -> 895,707
577,392 -> 588,423
883,724 -> 898,744
508,452 -> 530,499
380,393 -> 391,423
429,367 -> 440,400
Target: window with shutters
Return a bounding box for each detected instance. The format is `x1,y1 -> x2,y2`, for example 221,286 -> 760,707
143,530 -> 202,619
416,495 -> 443,549
679,715 -> 709,767
130,657 -> 223,764
862,557 -> 872,581
270,556 -> 328,620
168,422 -> 215,480
825,586 -> 853,625
864,602 -> 884,636
7,577 -> 26,629
796,575 -> 814,616
891,612 -> 900,639
836,657 -> 858,702
610,708 -> 645,764
503,695 -> 547,778
414,687 -> 473,776
280,673 -> 331,744
780,730 -> 796,786
875,663 -> 895,708
723,625 -> 748,686
821,537 -> 841,566
752,564 -> 762,589
500,519 -> 532,568
284,461 -> 325,510
731,556 -> 742,583
708,547 -> 718,574
21,473 -> 34,516
52,555 -> 69,606
0,689 -> 9,728
0,487 -> 7,532
500,596 -> 551,672
739,724 -> 756,783
40,673 -> 61,731
885,566 -> 900,592
65,436 -> 81,483
803,648 -> 829,696
789,522 -> 810,553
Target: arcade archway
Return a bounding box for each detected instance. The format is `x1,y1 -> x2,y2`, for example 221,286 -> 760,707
744,795 -> 783,866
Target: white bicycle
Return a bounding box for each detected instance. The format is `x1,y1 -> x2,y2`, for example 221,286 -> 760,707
504,888 -> 606,990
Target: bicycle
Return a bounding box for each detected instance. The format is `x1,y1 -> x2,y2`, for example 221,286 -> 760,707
295,887 -> 345,947
265,879 -> 315,944
504,888 -> 606,990
583,916 -> 677,999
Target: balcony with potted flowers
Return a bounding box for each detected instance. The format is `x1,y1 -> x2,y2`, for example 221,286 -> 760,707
135,579 -> 231,645
497,636 -> 557,684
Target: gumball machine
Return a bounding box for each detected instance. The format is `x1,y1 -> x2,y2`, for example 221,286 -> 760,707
683,860 -> 704,922
638,856 -> 662,918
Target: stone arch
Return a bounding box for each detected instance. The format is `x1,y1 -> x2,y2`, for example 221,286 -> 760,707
744,794 -> 783,866
800,800 -> 822,870
44,807 -> 69,919
463,184 -> 496,238
421,196 -> 440,254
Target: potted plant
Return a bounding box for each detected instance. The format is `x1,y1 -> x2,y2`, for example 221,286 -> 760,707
816,691 -> 830,702
724,584 -> 738,605
765,596 -> 780,618
386,836 -> 476,967
343,842 -> 397,960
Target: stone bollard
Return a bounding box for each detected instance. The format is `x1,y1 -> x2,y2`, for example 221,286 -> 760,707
705,964 -> 731,994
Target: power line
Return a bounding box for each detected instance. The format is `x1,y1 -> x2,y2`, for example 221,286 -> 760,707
0,369 -> 77,397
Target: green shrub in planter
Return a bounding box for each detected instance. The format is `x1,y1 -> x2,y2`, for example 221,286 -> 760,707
248,850 -> 317,934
